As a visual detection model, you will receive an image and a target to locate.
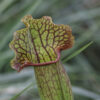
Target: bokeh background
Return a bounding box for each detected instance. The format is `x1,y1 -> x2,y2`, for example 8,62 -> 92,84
0,0 -> 100,100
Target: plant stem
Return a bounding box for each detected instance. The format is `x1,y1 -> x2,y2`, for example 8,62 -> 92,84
34,61 -> 73,100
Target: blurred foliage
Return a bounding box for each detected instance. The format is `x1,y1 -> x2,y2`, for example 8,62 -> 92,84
0,0 -> 100,100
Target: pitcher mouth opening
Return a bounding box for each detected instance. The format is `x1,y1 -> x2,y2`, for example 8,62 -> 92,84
12,49 -> 60,72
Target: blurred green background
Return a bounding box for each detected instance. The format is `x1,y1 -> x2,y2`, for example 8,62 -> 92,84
0,0 -> 100,100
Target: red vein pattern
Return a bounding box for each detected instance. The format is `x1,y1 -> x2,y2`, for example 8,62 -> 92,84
9,15 -> 74,71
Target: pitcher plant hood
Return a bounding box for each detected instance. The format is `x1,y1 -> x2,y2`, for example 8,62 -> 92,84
9,15 -> 74,71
